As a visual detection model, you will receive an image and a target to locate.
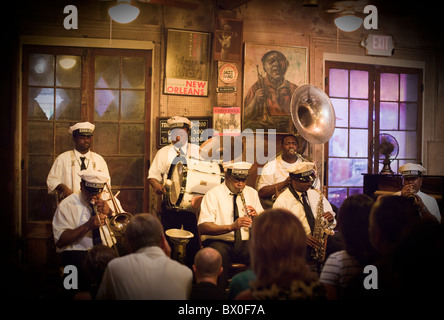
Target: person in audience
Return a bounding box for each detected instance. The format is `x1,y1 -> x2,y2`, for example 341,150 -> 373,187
228,268 -> 256,300
96,214 -> 193,300
320,194 -> 378,299
190,247 -> 227,300
343,195 -> 421,299
394,163 -> 441,223
235,208 -> 326,300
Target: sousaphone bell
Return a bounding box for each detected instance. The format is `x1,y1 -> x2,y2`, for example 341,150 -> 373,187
290,84 -> 336,145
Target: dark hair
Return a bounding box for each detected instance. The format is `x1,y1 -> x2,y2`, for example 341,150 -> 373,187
125,214 -> 163,252
370,196 -> 421,252
338,194 -> 377,265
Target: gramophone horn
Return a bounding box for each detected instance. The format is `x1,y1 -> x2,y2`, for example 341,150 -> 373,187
290,84 -> 336,144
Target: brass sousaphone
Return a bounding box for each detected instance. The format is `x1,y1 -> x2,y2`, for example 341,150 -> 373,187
290,84 -> 336,145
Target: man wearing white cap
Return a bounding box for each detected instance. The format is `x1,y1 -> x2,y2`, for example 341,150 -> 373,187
46,122 -> 120,211
148,116 -> 201,267
273,162 -> 338,264
257,134 -> 320,209
394,163 -> 441,223
52,170 -> 115,291
198,161 -> 264,289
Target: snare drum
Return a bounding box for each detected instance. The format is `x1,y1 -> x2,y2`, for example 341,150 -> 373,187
165,158 -> 224,210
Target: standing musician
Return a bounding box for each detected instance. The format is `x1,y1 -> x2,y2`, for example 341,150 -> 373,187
198,162 -> 264,289
395,163 -> 441,223
257,134 -> 320,208
147,116 -> 201,268
52,170 -> 114,292
272,162 -> 340,267
46,121 -> 123,212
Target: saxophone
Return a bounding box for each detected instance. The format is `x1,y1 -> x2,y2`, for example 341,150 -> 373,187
310,187 -> 335,264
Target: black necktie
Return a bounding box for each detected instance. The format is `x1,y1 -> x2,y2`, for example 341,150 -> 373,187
301,192 -> 316,234
80,157 -> 87,170
232,194 -> 242,250
89,203 -> 102,246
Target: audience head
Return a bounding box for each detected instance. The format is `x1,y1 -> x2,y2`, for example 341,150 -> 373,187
193,247 -> 223,282
84,244 -> 118,284
338,194 -> 377,265
125,214 -> 164,252
369,195 -> 421,256
249,208 -> 315,288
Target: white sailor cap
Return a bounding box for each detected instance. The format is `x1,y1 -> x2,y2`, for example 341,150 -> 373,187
79,170 -> 109,193
399,163 -> 426,178
225,161 -> 252,179
287,162 -> 316,181
167,116 -> 191,129
69,122 -> 95,136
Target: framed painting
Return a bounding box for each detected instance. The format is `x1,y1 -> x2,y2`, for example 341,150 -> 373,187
243,43 -> 307,133
164,29 -> 211,97
213,18 -> 243,62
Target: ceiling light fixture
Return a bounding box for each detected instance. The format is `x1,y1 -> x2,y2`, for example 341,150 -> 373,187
108,0 -> 140,24
334,11 -> 363,32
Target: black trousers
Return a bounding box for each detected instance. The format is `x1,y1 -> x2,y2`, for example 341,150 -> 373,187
160,203 -> 201,269
203,239 -> 250,290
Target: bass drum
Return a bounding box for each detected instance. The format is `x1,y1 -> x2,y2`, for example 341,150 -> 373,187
166,158 -> 224,210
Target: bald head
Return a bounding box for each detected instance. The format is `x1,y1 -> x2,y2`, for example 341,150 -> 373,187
193,247 -> 223,279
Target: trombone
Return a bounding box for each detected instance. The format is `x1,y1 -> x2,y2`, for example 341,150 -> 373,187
92,183 -> 134,256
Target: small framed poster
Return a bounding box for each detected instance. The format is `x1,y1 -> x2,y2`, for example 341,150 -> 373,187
157,116 -> 212,148
164,29 -> 212,97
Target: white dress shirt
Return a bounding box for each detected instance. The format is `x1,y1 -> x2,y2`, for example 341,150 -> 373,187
257,155 -> 321,192
147,142 -> 201,183
198,182 -> 264,242
96,246 -> 193,300
273,188 -> 336,236
47,149 -> 110,194
52,192 -> 114,252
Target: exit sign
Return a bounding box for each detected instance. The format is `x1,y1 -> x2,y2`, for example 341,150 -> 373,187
363,34 -> 394,56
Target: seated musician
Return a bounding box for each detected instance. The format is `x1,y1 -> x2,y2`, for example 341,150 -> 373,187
272,162 -> 341,270
147,116 -> 201,268
52,170 -> 114,292
197,161 -> 264,289
394,163 -> 441,223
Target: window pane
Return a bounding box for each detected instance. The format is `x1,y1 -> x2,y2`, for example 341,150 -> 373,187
56,55 -> 81,88
400,73 -> 418,102
349,129 -> 368,157
95,89 -> 119,120
380,102 -> 399,130
381,130 -> 417,159
28,121 -> 53,154
350,99 -> 368,128
28,87 -> 54,120
94,123 -> 119,155
350,70 -> 368,98
27,189 -> 56,221
380,73 -> 399,101
120,124 -> 145,154
331,98 -> 348,127
95,56 -> 120,88
55,88 -> 81,120
28,155 -> 54,187
400,102 -> 417,130
328,158 -> 367,186
122,57 -> 145,89
329,69 -> 348,97
328,187 -> 347,210
121,91 -> 145,121
55,122 -> 72,154
29,54 -> 54,86
105,156 -> 144,187
329,128 -> 348,157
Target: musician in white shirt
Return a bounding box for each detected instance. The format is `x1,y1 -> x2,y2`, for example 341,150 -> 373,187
147,116 -> 201,268
198,162 -> 264,289
394,163 -> 441,223
46,122 -> 122,212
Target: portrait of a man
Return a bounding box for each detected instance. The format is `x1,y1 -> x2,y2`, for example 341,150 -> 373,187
243,44 -> 307,133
